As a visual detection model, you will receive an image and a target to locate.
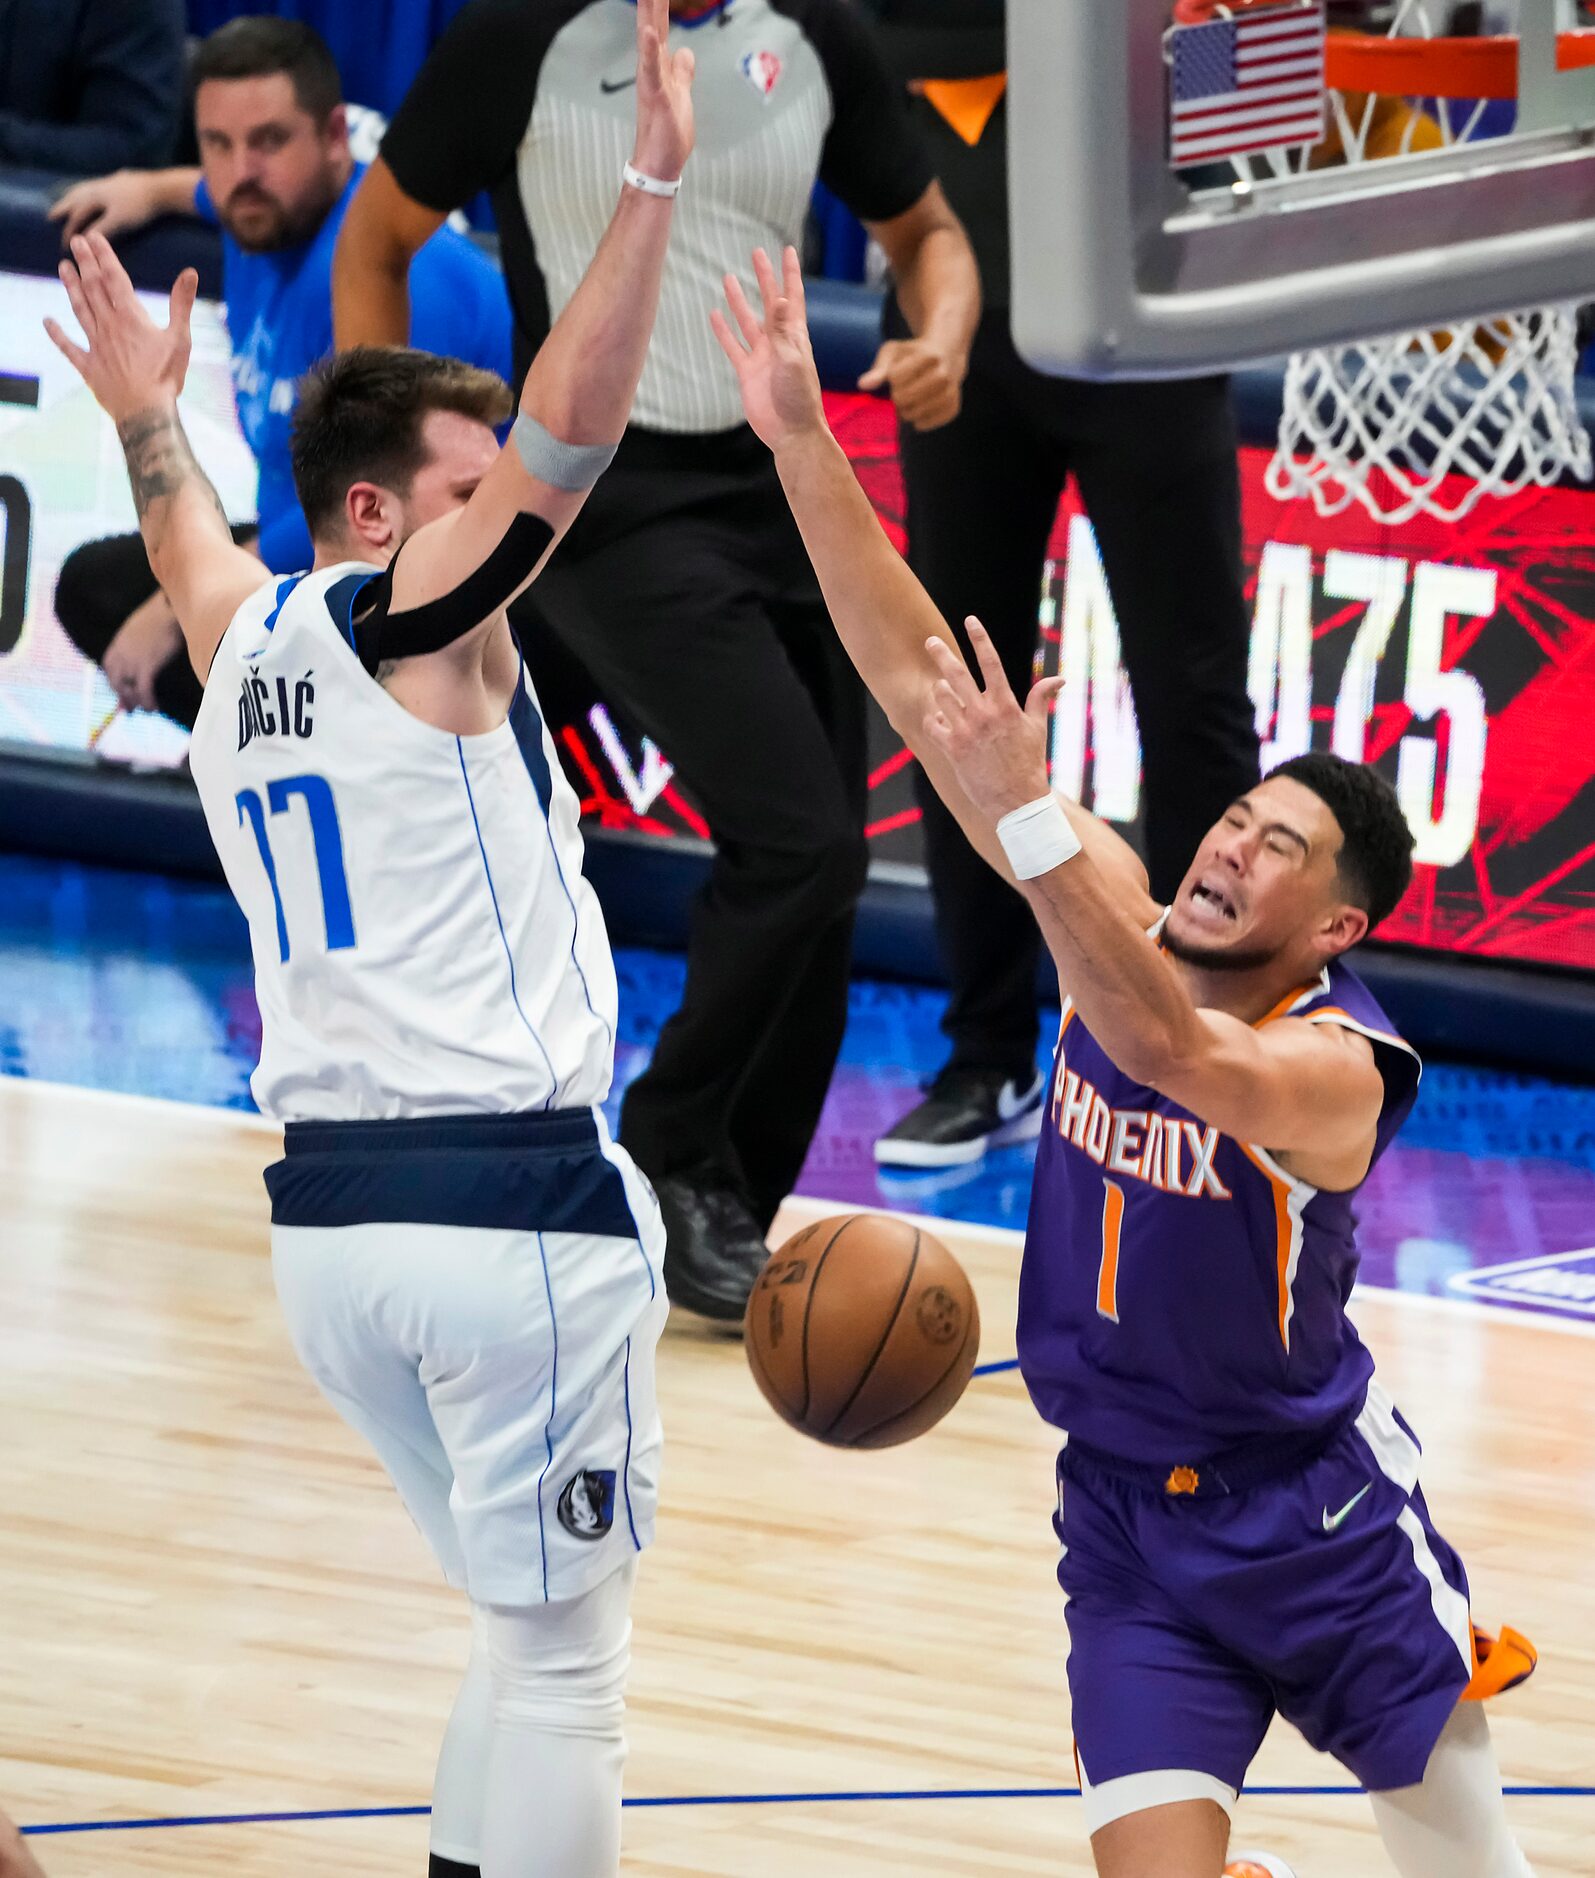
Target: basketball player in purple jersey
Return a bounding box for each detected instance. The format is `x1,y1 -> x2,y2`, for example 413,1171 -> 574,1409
713,248 -> 1539,1878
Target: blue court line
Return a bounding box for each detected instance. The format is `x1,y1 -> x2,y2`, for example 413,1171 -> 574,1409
973,1356 -> 1020,1376
21,1784 -> 1595,1836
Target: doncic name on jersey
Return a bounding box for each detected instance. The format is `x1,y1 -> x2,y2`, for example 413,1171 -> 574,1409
238,664 -> 316,751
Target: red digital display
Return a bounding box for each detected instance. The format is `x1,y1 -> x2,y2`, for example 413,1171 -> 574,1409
557,391 -> 1595,975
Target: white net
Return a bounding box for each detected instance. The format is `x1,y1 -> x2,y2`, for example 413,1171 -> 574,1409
1234,0 -> 1593,523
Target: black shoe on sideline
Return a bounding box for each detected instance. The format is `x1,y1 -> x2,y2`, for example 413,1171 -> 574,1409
656,1173 -> 770,1322
873,1067 -> 1045,1169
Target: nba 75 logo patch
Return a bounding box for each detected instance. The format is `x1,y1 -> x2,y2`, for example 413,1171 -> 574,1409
557,1468 -> 617,1541
740,49 -> 782,98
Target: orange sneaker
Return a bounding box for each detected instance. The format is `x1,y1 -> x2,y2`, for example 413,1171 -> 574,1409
1465,1623 -> 1539,1701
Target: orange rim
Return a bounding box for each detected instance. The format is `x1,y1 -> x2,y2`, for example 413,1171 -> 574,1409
1170,4 -> 1595,102
1325,29 -> 1595,100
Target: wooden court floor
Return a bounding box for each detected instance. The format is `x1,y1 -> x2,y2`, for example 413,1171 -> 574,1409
1,1077 -> 1590,1876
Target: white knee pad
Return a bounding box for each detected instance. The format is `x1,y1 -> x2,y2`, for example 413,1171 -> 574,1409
478,1559 -> 635,1742
1370,1704 -> 1536,1878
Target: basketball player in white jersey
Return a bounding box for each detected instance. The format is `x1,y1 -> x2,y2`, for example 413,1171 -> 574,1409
44,6 -> 693,1873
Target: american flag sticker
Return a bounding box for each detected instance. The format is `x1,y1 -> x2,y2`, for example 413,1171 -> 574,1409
1168,2 -> 1326,168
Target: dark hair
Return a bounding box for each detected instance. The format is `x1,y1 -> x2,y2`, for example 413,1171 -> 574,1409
191,17 -> 344,122
1266,752 -> 1415,934
290,347 -> 514,535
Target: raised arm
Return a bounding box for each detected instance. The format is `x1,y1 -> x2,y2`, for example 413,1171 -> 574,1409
45,234 -> 264,680
330,157 -> 442,351
710,246 -> 1150,910
377,0 -> 694,631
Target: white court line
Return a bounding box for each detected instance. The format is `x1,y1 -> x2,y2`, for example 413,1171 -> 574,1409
13,1076 -> 1595,1342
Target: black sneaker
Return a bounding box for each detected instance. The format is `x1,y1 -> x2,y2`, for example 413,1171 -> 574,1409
873,1067 -> 1045,1169
656,1173 -> 770,1323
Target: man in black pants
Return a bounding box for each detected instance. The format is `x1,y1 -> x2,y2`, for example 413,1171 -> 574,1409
333,0 -> 980,1318
864,0 -> 1261,1170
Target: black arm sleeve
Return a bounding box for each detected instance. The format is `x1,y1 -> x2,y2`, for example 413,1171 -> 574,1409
348,512 -> 557,674
379,0 -> 562,213
0,0 -> 184,172
791,0 -> 936,224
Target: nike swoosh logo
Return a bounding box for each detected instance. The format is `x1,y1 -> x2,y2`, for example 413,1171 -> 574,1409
997,1077 -> 1041,1123
600,76 -> 636,93
1322,1482 -> 1373,1533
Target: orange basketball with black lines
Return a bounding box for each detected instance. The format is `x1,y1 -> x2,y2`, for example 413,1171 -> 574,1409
743,1213 -> 980,1448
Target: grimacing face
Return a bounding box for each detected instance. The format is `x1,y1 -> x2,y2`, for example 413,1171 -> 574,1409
194,73 -> 348,253
1161,776 -> 1368,974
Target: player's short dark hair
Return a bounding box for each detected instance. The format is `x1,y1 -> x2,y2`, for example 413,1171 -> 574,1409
192,17 -> 344,123
1267,752 -> 1416,934
291,347 -> 513,535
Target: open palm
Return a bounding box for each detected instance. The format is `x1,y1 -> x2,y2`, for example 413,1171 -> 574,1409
45,232 -> 195,426
710,247 -> 827,451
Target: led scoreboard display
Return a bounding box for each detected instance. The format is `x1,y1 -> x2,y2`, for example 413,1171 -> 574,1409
826,392 -> 1595,975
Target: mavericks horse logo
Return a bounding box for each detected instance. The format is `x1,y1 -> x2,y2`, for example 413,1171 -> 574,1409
557,1468 -> 617,1540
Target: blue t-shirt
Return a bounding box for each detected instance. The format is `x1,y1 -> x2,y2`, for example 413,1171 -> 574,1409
196,162 -> 512,571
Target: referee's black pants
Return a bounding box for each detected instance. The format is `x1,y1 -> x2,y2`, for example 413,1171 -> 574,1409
895,306 -> 1260,1084
520,424 -> 868,1230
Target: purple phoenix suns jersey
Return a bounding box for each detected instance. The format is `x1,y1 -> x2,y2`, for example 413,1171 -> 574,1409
1017,951 -> 1421,1464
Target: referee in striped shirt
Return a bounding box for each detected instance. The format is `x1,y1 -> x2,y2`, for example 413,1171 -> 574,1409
333,0 -> 979,1320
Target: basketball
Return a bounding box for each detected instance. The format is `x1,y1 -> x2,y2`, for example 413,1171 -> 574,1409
743,1214 -> 980,1448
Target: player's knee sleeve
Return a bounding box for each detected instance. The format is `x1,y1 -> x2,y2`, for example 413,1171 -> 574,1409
1369,1704 -> 1537,1878
478,1559 -> 635,1742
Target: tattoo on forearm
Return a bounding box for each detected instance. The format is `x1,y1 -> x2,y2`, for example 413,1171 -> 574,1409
116,407 -> 229,550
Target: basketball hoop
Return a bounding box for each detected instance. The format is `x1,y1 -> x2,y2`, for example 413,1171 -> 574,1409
1173,0 -> 1595,523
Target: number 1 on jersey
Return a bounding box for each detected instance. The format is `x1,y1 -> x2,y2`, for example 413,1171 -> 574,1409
1097,1178 -> 1125,1323
235,772 -> 355,963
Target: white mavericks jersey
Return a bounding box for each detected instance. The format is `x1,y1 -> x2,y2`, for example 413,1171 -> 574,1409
188,564 -> 618,1122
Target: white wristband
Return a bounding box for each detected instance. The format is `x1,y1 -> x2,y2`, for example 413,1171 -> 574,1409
623,161 -> 681,198
996,793 -> 1082,880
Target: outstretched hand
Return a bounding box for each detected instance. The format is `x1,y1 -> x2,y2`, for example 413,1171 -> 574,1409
44,233 -> 196,427
632,0 -> 696,183
709,246 -> 828,452
922,619 -> 1064,824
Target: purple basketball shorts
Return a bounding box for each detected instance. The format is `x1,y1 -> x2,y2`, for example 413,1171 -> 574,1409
1056,1382 -> 1476,1825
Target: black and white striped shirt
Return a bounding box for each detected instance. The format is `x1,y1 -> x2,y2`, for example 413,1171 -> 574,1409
382,0 -> 931,433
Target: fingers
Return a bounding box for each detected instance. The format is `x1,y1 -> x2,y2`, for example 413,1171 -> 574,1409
856,341 -> 893,392
1026,674 -> 1066,727
708,305 -> 747,368
169,266 -> 199,340
964,617 -> 1010,697
922,703 -> 956,755
751,246 -> 780,326
42,316 -> 90,377
924,633 -> 979,707
782,245 -> 806,319
674,45 -> 695,87
722,270 -> 763,350
88,231 -> 138,315
56,257 -> 94,342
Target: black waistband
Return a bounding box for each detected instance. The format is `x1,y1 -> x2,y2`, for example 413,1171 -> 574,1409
268,1107 -> 638,1237
1060,1408 -> 1356,1501
280,1108 -> 601,1158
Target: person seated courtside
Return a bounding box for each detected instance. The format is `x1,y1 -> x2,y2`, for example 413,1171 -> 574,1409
48,17 -> 510,729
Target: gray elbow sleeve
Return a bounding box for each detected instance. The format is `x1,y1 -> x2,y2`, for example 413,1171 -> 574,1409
512,414 -> 618,492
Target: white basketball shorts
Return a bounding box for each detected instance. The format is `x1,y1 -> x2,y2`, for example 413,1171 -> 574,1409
266,1107 -> 667,1606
